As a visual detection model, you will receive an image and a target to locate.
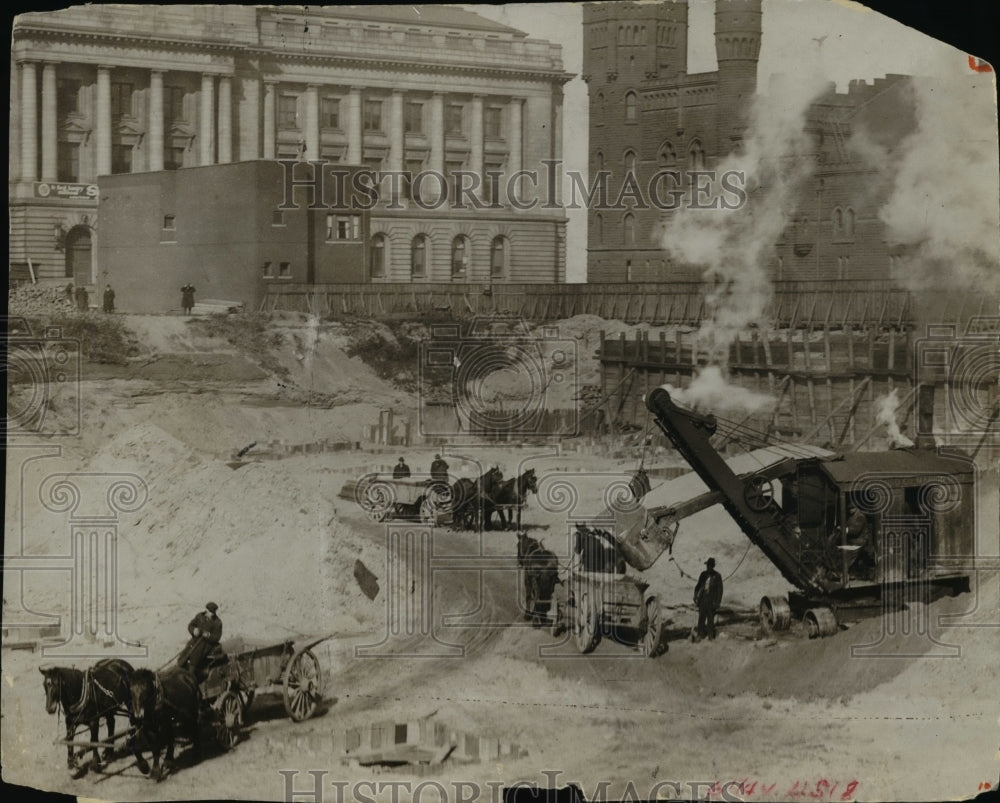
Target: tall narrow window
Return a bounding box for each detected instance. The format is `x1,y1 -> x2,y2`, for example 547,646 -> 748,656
411,234 -> 427,278
404,102 -> 423,134
57,142 -> 80,182
320,96 -> 340,129
451,235 -> 470,277
278,95 -> 298,128
111,82 -> 134,119
689,139 -> 705,170
623,213 -> 635,246
833,207 -> 844,238
370,233 -> 386,278
490,236 -> 508,279
57,79 -> 81,117
595,213 -> 604,245
364,99 -> 383,132
624,91 -> 637,121
166,86 -> 186,123
484,107 -> 502,138
111,144 -> 133,175
844,207 -> 856,239
446,104 -> 464,136
624,150 -> 636,175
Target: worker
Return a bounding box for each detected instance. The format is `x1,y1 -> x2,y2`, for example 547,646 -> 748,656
102,285 -> 115,314
393,457 -> 411,479
177,601 -> 223,679
430,454 -> 449,483
693,558 -> 724,641
840,503 -> 872,577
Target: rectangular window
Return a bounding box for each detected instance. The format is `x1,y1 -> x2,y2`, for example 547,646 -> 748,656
57,79 -> 81,117
278,95 -> 298,128
278,262 -> 291,278
446,103 -> 464,136
165,146 -> 185,171
320,96 -> 340,129
404,102 -> 423,134
272,210 -> 285,226
163,215 -> 175,230
484,107 -> 502,138
111,144 -> 132,175
363,99 -> 383,132
166,86 -> 186,122
326,214 -> 360,241
57,142 -> 79,182
111,82 -> 134,119
262,261 -> 273,278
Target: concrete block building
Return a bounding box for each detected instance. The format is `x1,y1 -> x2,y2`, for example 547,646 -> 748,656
10,5 -> 571,290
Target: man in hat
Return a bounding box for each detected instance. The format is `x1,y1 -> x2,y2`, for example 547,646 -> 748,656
102,285 -> 115,314
393,457 -> 411,479
430,454 -> 449,484
177,601 -> 223,679
693,558 -> 724,641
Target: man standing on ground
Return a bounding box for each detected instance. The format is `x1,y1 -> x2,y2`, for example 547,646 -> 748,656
693,558 -> 723,641
103,285 -> 115,313
393,457 -> 411,479
430,454 -> 449,483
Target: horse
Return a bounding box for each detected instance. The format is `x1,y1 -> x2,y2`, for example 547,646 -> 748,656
516,531 -> 561,622
39,658 -> 135,776
128,666 -> 202,781
485,468 -> 538,530
450,466 -> 503,531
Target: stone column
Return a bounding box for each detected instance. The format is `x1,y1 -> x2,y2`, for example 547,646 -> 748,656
305,83 -> 320,160
238,75 -> 260,160
19,61 -> 38,183
148,69 -> 164,171
508,97 -> 523,204
429,91 -> 444,202
40,62 -> 57,181
262,80 -> 276,159
346,86 -> 362,165
470,94 -> 483,198
200,73 -> 214,165
217,75 -> 232,163
96,65 -> 112,177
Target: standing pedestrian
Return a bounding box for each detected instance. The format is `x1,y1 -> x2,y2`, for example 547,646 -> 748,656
65,282 -> 74,305
430,454 -> 449,483
393,457 -> 411,479
180,284 -> 196,314
103,285 -> 115,313
693,557 -> 723,641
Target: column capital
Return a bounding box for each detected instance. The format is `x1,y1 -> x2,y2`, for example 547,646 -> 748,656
97,64 -> 116,73
349,85 -> 364,94
263,77 -> 280,85
17,57 -> 39,66
149,68 -> 167,77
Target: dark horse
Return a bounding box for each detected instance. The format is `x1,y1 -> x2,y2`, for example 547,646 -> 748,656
485,468 -> 538,530
40,658 -> 135,776
450,466 -> 503,530
517,531 -> 561,622
129,667 -> 202,781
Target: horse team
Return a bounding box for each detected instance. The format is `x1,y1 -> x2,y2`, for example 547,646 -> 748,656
449,467 -> 538,531
40,659 -> 201,782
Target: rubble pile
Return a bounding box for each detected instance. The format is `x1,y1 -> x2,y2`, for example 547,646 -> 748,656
8,283 -> 78,315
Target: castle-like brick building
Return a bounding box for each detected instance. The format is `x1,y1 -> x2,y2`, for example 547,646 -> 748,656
583,0 -> 915,284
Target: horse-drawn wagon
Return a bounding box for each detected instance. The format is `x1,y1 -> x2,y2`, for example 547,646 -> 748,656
44,634 -> 333,780
353,473 -> 452,525
517,526 -> 668,657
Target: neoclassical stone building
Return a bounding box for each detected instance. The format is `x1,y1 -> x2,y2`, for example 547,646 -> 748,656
10,5 -> 570,288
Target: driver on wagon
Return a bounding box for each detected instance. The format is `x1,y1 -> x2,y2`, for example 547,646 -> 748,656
178,601 -> 224,679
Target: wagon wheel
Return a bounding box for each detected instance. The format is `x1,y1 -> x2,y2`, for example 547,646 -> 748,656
744,476 -> 775,512
214,690 -> 244,750
361,481 -> 395,522
283,648 -> 323,722
419,496 -> 438,525
642,597 -> 667,657
574,590 -> 601,654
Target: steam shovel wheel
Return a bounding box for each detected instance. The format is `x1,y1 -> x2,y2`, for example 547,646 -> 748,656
759,595 -> 792,634
574,591 -> 601,654
283,648 -> 322,721
214,691 -> 243,749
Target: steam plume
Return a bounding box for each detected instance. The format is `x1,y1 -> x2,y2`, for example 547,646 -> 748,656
876,389 -> 915,448
660,365 -> 773,415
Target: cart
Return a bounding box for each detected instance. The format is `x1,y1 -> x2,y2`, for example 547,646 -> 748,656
355,474 -> 451,525
199,634 -> 331,748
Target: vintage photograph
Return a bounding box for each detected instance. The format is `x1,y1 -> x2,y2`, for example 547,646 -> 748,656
5,2 -> 998,801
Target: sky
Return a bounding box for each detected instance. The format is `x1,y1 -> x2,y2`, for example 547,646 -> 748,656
464,0 -> 991,282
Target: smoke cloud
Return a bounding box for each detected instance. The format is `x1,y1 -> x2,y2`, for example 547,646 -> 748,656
660,365 -> 773,415
875,389 -> 915,448
862,69 -> 1000,294
659,69 -> 832,362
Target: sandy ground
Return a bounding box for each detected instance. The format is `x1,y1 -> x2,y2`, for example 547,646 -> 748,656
3,313 -> 998,802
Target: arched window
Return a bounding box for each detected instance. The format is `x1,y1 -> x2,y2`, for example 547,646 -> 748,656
370,233 -> 386,279
832,207 -> 844,237
595,213 -> 604,245
411,234 -> 428,279
844,207 -> 856,239
689,139 -> 705,170
490,236 -> 509,279
624,91 -> 637,121
659,141 -> 676,165
595,150 -> 604,172
595,92 -> 606,123
624,150 -> 636,175
451,234 -> 470,278
623,213 -> 635,246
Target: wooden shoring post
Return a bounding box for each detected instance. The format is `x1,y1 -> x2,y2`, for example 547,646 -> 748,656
868,327 -> 877,373
805,375 -> 871,445
847,325 -> 855,370
887,328 -> 896,373
897,291 -> 908,330
762,331 -> 775,395
824,292 -> 835,329
806,292 -> 820,329
824,327 -> 834,442
859,292 -> 871,328
841,290 -> 853,329
788,296 -> 801,330
877,293 -> 890,328
803,326 -> 813,372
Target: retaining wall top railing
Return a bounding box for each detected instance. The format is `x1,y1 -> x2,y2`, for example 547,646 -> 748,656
261,281 -> 997,329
